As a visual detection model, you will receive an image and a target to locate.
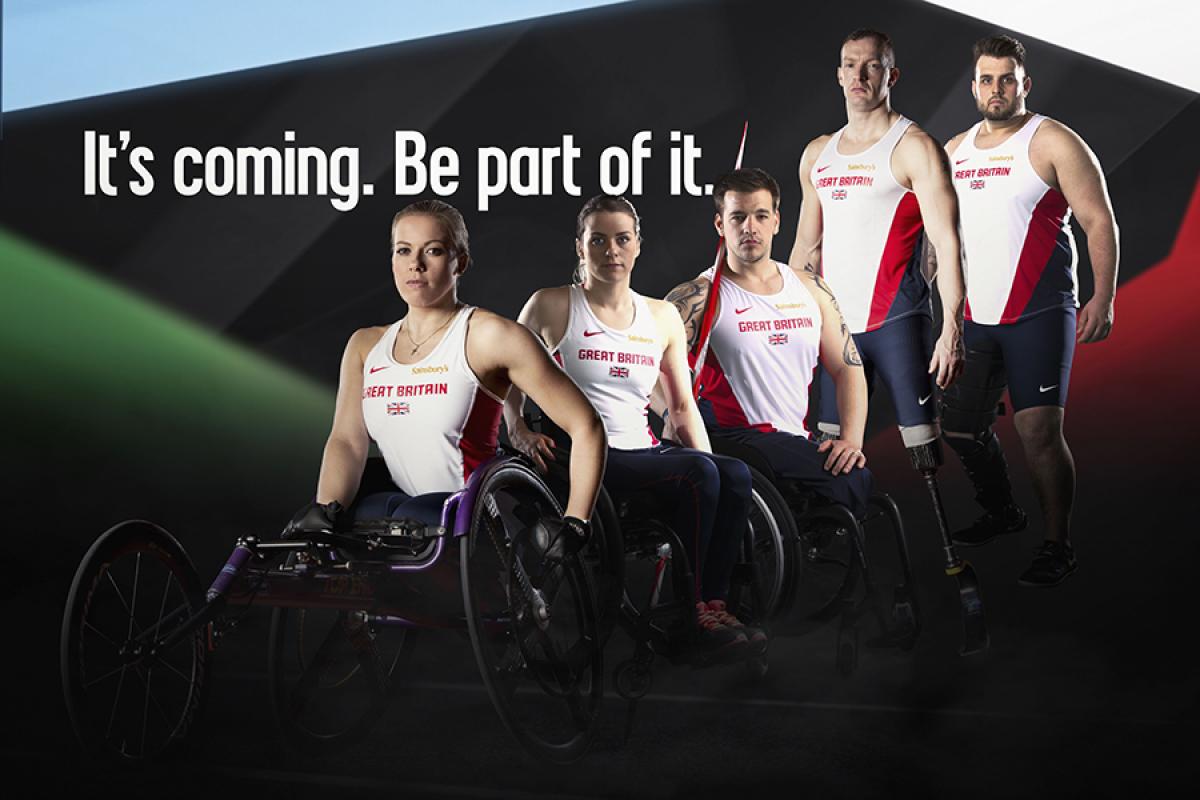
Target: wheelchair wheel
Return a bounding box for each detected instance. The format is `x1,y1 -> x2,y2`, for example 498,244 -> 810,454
792,506 -> 862,630
61,520 -> 208,761
267,561 -> 416,754
461,460 -> 603,764
729,468 -> 798,623
543,459 -> 624,646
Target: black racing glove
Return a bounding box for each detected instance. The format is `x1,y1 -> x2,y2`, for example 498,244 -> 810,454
285,501 -> 344,537
543,515 -> 591,562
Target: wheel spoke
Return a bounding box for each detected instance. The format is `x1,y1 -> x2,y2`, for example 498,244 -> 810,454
155,570 -> 177,630
82,620 -> 123,651
140,665 -> 152,757
155,655 -> 194,685
84,662 -> 128,689
104,570 -> 140,634
105,664 -> 128,739
126,553 -> 142,640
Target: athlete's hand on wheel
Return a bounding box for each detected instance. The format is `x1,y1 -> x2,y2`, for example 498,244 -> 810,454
510,426 -> 558,473
1077,296 -> 1114,343
817,439 -> 867,474
928,326 -> 965,389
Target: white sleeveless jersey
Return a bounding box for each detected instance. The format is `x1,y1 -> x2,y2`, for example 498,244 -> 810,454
697,262 -> 823,436
812,115 -> 929,334
951,114 -> 1078,325
553,285 -> 663,450
361,307 -> 502,495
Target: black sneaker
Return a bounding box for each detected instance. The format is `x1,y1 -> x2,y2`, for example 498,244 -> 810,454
952,503 -> 1027,547
1017,540 -> 1078,587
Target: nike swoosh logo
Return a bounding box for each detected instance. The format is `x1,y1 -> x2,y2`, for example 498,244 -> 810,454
583,330 -> 604,337
735,307 -> 752,315
369,365 -> 390,374
1039,384 -> 1058,393
918,394 -> 931,405
955,158 -> 969,165
816,165 -> 831,173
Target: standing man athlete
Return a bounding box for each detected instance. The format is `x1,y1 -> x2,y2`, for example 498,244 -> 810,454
789,29 -> 966,540
940,34 -> 1118,586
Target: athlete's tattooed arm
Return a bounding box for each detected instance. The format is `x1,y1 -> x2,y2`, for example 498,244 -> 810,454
664,277 -> 710,352
802,263 -> 863,367
804,263 -> 869,461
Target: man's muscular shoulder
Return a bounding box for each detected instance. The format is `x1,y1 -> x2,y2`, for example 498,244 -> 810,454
799,134 -> 834,175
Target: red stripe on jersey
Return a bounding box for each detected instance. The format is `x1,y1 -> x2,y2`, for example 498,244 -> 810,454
699,353 -> 775,433
644,404 -> 660,446
552,350 -> 564,367
460,388 -> 502,482
999,188 -> 1070,323
866,192 -> 924,331
965,296 -> 974,323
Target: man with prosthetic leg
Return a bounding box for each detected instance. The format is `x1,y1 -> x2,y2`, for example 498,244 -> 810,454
789,30 -> 987,652
941,35 -> 1119,586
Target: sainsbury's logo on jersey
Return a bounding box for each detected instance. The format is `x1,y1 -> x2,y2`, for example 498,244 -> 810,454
774,302 -> 806,310
988,155 -> 1014,162
411,364 -> 449,375
626,334 -> 655,345
847,163 -> 876,171
386,402 -> 411,416
609,366 -> 630,379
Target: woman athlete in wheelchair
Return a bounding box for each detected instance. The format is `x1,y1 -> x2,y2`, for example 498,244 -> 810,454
61,200 -> 610,764
504,194 -> 772,668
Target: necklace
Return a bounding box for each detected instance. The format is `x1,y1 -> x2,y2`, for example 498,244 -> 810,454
402,307 -> 459,355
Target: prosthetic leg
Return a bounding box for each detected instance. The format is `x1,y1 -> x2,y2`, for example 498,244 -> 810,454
944,430 -> 1027,544
903,424 -> 988,656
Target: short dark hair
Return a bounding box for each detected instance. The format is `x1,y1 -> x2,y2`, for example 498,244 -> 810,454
712,168 -> 780,213
842,28 -> 896,69
973,33 -> 1026,70
575,194 -> 642,240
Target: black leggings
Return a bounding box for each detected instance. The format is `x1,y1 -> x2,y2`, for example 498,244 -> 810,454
604,444 -> 751,602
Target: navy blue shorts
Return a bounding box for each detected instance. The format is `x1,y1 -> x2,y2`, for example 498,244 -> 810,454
819,314 -> 935,429
710,427 -> 873,517
942,308 -> 1076,424
352,490 -> 450,528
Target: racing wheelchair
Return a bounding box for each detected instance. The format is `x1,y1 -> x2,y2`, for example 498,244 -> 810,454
706,435 -> 922,675
522,412 -> 795,717
60,454 -> 604,764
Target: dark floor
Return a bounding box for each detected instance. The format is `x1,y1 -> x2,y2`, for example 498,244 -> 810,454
7,423 -> 1198,799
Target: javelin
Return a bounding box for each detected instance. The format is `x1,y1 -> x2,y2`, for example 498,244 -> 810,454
689,120 -> 748,396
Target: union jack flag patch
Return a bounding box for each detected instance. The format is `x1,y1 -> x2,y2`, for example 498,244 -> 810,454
609,366 -> 630,378
768,333 -> 789,346
970,180 -> 985,190
831,189 -> 848,200
387,402 -> 411,416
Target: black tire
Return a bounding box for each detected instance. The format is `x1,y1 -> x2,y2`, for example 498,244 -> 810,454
792,508 -> 861,630
541,460 -> 624,646
267,557 -> 416,754
730,468 -> 798,623
61,520 -> 208,761
461,460 -> 603,764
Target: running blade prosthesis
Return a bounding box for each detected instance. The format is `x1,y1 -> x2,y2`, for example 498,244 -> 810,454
923,471 -> 989,655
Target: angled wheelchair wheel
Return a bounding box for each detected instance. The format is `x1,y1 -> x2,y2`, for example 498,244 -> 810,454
792,504 -> 862,630
543,459 -> 624,646
61,521 -> 208,761
268,560 -> 416,754
729,468 -> 799,624
461,460 -> 603,764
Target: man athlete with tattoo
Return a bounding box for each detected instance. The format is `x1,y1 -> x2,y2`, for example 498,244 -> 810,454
939,34 -> 1119,585
664,168 -> 873,515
